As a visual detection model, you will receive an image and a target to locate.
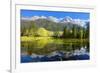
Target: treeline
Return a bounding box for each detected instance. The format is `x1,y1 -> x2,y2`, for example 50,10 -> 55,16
21,21 -> 89,39
62,23 -> 89,39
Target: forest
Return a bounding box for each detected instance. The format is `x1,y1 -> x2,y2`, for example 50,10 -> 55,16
21,19 -> 89,40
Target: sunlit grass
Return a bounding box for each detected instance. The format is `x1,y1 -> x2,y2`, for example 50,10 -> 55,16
21,36 -> 54,42
21,36 -> 89,43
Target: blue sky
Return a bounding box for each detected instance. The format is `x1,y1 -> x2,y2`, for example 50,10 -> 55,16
21,9 -> 90,20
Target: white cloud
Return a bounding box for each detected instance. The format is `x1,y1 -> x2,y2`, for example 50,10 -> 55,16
21,16 -> 47,21
21,17 -> 33,21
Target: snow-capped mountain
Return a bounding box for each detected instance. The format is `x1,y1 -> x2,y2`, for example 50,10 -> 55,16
47,16 -> 59,23
60,16 -> 73,23
21,16 -> 89,27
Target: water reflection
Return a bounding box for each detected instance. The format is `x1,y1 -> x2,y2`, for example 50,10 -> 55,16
21,39 -> 89,63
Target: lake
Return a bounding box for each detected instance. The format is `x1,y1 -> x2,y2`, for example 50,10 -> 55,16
21,37 -> 89,63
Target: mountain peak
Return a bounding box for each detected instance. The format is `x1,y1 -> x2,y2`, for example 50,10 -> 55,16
60,16 -> 73,23
47,16 -> 59,23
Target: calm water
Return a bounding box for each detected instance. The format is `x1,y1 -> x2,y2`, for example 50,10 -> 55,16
21,38 -> 89,63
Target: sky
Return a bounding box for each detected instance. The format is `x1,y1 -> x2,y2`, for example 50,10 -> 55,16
21,9 -> 90,20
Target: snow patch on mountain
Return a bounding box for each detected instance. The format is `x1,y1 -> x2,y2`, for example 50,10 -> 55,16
47,16 -> 59,23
